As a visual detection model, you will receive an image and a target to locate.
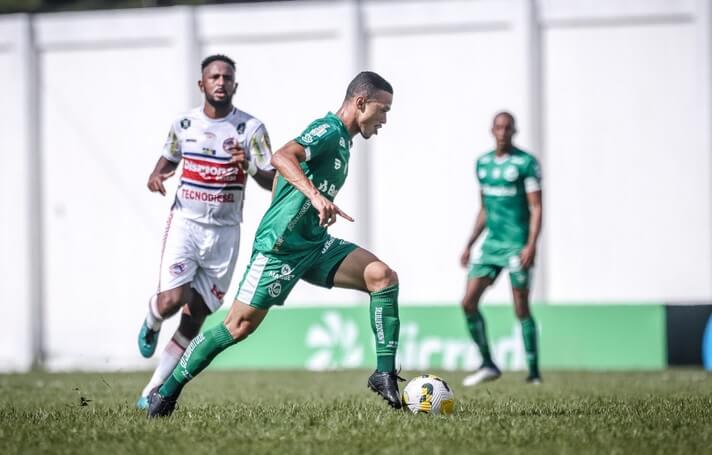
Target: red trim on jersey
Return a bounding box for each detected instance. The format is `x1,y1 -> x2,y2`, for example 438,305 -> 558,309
156,211 -> 174,293
181,156 -> 246,186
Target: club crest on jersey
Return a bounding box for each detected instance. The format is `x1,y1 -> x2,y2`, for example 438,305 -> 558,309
180,118 -> 191,129
169,262 -> 187,276
339,137 -> 346,149
236,122 -> 246,135
504,165 -> 519,182
222,137 -> 238,152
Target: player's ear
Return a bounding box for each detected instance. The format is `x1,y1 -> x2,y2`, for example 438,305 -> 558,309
355,95 -> 367,112
198,80 -> 205,93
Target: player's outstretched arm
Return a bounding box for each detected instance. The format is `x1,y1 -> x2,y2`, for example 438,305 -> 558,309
460,192 -> 487,267
520,190 -> 542,268
271,141 -> 353,227
147,157 -> 178,196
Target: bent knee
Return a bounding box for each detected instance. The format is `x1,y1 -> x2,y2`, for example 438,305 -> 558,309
156,293 -> 184,316
365,261 -> 398,292
224,317 -> 257,342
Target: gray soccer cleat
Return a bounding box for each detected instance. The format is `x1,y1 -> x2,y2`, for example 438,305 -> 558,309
462,365 -> 502,387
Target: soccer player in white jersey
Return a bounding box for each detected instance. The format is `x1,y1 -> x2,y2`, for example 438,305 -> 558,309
136,54 -> 275,409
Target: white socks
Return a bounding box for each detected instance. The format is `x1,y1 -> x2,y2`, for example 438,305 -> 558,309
145,294 -> 163,331
140,333 -> 191,398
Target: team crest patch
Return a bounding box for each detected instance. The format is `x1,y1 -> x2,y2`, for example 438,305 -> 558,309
180,118 -> 191,129
504,165 -> 519,182
339,137 -> 346,148
222,137 -> 237,152
169,262 -> 187,276
268,282 -> 282,298
236,122 -> 246,135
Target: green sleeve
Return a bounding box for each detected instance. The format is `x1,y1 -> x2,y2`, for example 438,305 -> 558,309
294,122 -> 340,162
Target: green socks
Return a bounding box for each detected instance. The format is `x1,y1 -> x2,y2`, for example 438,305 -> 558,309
159,323 -> 236,397
465,310 -> 494,367
521,317 -> 540,377
370,284 -> 400,372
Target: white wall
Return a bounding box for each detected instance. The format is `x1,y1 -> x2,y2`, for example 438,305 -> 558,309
0,16 -> 35,372
0,0 -> 710,371
541,0 -> 712,301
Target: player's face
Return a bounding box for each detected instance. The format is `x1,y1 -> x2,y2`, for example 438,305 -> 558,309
199,61 -> 237,108
492,115 -> 516,149
357,90 -> 392,139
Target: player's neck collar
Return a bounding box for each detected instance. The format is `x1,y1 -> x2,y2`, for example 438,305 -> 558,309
200,106 -> 236,122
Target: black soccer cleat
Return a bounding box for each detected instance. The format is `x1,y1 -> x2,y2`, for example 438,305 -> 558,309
146,386 -> 177,418
367,370 -> 405,409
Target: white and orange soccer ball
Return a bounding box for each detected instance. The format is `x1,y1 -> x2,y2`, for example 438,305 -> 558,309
401,374 -> 455,415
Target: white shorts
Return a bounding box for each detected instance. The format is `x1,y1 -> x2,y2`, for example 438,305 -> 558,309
157,212 -> 240,312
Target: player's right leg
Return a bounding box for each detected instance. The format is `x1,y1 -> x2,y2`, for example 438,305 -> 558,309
461,269 -> 502,387
138,284 -> 193,358
138,213 -> 199,358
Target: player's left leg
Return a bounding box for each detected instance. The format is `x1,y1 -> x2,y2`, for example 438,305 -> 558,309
328,246 -> 402,408
149,249 -> 303,417
148,300 -> 270,417
510,270 -> 541,383
136,292 -> 211,409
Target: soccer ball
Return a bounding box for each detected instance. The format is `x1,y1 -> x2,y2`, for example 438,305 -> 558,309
401,374 -> 455,415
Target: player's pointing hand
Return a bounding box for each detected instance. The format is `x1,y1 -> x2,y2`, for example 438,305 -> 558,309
147,170 -> 176,196
310,193 -> 354,227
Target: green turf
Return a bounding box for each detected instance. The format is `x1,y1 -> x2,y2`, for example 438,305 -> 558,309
1,369 -> 710,454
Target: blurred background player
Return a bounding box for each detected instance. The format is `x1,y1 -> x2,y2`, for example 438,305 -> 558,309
459,111 -> 543,386
147,71 -> 402,417
136,54 -> 276,408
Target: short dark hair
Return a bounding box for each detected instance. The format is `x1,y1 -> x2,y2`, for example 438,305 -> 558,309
493,111 -> 515,125
201,54 -> 236,72
345,71 -> 393,100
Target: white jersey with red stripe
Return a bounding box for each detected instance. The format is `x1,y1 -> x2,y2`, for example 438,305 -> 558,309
161,106 -> 273,226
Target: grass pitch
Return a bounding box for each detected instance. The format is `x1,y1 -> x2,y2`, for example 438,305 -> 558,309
1,369 -> 710,454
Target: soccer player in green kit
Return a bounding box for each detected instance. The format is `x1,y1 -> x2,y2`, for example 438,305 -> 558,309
148,72 -> 402,417
460,112 -> 543,386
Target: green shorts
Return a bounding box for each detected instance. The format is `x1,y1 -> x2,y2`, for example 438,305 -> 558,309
236,236 -> 358,309
468,250 -> 532,289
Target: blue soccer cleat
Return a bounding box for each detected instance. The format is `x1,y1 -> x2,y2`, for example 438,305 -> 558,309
138,320 -> 160,358
136,395 -> 149,410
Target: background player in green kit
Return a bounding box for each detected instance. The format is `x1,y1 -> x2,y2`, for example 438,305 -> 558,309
148,71 -> 402,417
460,111 -> 543,386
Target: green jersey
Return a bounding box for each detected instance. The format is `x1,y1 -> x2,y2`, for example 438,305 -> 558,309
253,112 -> 352,254
476,147 -> 541,250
